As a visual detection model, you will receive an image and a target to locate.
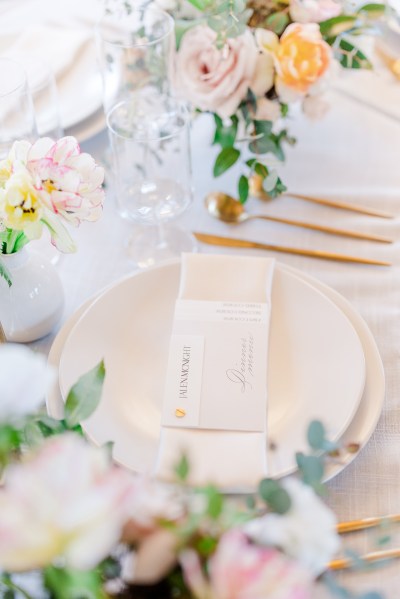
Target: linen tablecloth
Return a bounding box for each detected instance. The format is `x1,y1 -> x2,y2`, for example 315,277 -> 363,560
8,0 -> 399,593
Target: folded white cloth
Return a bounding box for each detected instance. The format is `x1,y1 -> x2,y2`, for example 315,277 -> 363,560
6,24 -> 91,88
154,253 -> 275,489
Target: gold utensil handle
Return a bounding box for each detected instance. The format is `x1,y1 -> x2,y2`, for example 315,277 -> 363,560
254,214 -> 393,244
289,193 -> 394,220
337,513 -> 400,534
0,321 -> 6,343
329,547 -> 400,571
193,232 -> 392,266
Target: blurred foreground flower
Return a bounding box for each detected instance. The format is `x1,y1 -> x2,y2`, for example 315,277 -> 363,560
245,477 -> 340,575
181,529 -> 313,599
0,343 -> 54,422
0,434 -> 134,572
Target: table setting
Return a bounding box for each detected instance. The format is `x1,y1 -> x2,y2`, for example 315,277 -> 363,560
1,0 -> 400,597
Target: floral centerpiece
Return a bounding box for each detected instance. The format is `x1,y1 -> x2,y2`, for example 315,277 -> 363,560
0,344 -> 386,599
0,136 -> 105,286
156,0 -> 385,202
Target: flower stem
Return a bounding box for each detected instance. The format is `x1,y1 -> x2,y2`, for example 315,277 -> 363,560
0,574 -> 35,599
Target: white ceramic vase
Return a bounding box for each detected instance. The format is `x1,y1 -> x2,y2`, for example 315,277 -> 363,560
0,247 -> 64,343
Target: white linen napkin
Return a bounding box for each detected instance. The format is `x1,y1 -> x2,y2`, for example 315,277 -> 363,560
6,24 -> 91,88
154,253 -> 275,489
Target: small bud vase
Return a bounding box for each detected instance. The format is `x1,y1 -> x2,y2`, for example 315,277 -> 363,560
0,247 -> 64,343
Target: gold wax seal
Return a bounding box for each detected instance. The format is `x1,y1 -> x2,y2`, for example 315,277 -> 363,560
175,408 -> 186,418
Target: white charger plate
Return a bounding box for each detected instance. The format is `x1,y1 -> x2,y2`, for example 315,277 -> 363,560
58,40 -> 102,130
56,261 -> 366,481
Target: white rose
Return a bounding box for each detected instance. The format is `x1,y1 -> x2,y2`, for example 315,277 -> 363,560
0,434 -> 135,571
0,344 -> 55,422
290,0 -> 342,23
245,477 -> 341,575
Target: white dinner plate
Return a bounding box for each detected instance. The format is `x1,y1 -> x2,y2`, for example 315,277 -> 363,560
58,40 -> 102,130
57,261 -> 366,483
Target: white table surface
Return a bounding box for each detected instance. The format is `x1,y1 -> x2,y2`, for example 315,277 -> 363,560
5,1 -> 400,595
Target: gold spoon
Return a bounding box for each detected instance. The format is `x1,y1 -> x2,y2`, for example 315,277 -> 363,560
0,321 -> 6,343
205,192 -> 393,244
249,174 -> 394,220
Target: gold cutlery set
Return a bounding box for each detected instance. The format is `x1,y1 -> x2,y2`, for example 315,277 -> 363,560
197,188 -> 394,266
330,514 -> 400,570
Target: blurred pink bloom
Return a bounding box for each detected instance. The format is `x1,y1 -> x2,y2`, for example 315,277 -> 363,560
181,530 -> 313,599
0,434 -> 134,572
175,26 -> 258,118
289,0 -> 342,23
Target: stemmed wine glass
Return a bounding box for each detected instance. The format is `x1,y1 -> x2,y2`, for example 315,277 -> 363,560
107,90 -> 195,268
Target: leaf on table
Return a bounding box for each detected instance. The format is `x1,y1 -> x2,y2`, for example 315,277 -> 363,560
213,147 -> 241,177
64,360 -> 106,428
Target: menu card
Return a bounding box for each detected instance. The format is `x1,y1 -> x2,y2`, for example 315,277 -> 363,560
154,253 -> 275,488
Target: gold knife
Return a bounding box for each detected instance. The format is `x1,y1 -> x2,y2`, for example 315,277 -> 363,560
337,513 -> 400,534
288,192 -> 394,220
329,547 -> 400,571
0,321 -> 6,343
249,175 -> 395,219
193,232 -> 392,266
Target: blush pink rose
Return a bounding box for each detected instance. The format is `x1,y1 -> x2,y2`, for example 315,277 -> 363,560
175,26 -> 258,118
181,530 -> 313,599
289,0 -> 342,23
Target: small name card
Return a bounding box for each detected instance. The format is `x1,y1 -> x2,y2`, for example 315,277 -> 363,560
161,300 -> 270,432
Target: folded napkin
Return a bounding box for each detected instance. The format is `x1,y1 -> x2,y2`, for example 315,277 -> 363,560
6,24 -> 91,89
154,253 -> 275,489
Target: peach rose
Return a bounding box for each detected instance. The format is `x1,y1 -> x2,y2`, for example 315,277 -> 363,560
275,23 -> 332,101
175,26 -> 259,118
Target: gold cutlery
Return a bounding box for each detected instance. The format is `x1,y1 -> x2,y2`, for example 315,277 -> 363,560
329,547 -> 400,571
0,321 -> 6,343
328,514 -> 400,570
249,175 -> 395,219
205,192 -> 393,244
193,232 -> 392,266
338,513 -> 400,534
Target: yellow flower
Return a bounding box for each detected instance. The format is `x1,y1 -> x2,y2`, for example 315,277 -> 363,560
0,167 -> 43,238
274,23 -> 332,99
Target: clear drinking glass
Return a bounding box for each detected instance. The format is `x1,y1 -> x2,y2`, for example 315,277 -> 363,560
24,58 -> 64,139
96,5 -> 175,112
0,58 -> 37,158
107,91 -> 196,267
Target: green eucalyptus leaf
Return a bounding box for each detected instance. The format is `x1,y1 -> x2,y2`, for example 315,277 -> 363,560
44,565 -> 107,599
64,360 -> 105,428
319,15 -> 357,37
213,114 -> 238,148
174,453 -> 190,482
265,11 -> 290,35
307,420 -> 326,450
204,485 -> 224,519
337,38 -> 372,69
238,175 -> 249,204
357,3 -> 386,17
296,452 -> 324,489
259,478 -> 291,514
254,162 -> 268,178
213,147 -> 240,177
263,171 -> 279,193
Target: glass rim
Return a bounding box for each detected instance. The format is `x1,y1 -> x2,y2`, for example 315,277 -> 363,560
106,97 -> 190,142
96,6 -> 175,49
0,57 -> 27,98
